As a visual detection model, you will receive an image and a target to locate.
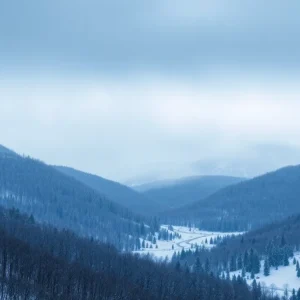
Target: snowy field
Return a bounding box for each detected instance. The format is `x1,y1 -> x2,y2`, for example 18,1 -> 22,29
231,253 -> 300,297
133,225 -> 242,261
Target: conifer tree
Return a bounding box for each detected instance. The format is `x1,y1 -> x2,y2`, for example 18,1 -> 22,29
237,254 -> 243,270
264,259 -> 270,276
284,252 -> 289,266
292,289 -> 297,300
297,288 -> 300,300
230,255 -> 237,272
194,257 -> 202,274
204,258 -> 210,273
242,267 -> 246,278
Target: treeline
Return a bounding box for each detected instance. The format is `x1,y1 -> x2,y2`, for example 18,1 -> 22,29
0,206 -> 276,300
0,152 -> 159,250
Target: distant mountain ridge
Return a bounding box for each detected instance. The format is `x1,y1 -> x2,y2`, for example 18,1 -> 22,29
164,165 -> 300,231
138,175 -> 244,211
55,166 -> 161,215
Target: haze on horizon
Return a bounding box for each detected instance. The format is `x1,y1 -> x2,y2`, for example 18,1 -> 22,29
1,0 -> 300,182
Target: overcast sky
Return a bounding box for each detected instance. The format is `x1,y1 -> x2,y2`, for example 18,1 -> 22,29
1,1 -> 300,182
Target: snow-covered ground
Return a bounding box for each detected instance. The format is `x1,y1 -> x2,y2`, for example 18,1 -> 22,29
231,253 -> 300,297
133,225 -> 242,261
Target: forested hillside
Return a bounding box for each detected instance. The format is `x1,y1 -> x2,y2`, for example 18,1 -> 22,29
55,166 -> 161,215
0,206 -> 276,300
142,175 -> 244,210
0,150 -> 157,251
172,214 -> 300,286
165,165 -> 300,231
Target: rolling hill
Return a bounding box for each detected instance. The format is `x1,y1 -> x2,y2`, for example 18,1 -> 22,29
138,176 -> 244,210
164,165 -> 300,231
55,166 -> 161,215
0,146 -> 155,250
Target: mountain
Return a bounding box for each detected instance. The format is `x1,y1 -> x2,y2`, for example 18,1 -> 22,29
0,144 -> 15,155
55,166 -> 161,215
137,176 -> 244,210
165,165 -> 300,231
0,148 -> 157,250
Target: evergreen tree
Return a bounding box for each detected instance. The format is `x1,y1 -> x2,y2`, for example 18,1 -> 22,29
175,261 -> 181,272
297,288 -> 300,300
264,259 -> 270,276
226,269 -> 230,280
230,255 -> 237,272
292,289 -> 297,300
284,252 -> 289,266
242,267 -> 246,278
237,254 -> 243,270
244,251 -> 250,272
194,257 -> 202,274
204,258 -> 210,273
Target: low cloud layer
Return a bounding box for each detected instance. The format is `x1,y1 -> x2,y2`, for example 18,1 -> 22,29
1,75 -> 300,181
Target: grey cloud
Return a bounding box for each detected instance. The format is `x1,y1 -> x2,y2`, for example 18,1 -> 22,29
1,0 -> 300,73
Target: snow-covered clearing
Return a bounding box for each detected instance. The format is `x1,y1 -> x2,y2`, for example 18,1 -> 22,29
231,253 -> 300,297
134,225 -> 242,261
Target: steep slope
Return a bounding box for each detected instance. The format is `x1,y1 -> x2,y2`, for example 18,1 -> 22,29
0,150 -> 154,250
55,166 -> 161,215
165,165 -> 300,231
140,175 -> 244,210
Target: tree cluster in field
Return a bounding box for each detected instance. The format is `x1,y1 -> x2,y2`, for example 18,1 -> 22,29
263,237 -> 293,276
157,228 -> 180,241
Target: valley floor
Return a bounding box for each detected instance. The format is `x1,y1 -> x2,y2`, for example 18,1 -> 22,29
134,225 -> 242,260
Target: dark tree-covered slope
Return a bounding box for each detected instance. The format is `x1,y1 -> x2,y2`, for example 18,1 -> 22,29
165,165 -> 300,231
173,214 -> 300,278
55,165 -> 161,215
0,150 -> 156,250
0,206 -> 274,300
142,175 -> 244,210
